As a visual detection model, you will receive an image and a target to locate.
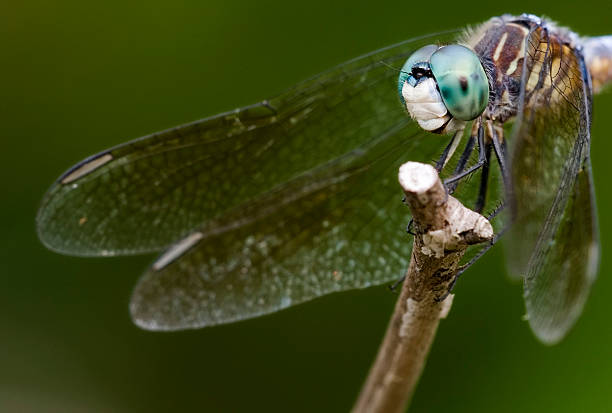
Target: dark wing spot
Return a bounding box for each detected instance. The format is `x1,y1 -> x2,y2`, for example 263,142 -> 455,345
459,76 -> 469,93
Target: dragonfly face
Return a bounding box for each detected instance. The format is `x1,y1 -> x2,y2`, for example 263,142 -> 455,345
399,44 -> 489,132
37,14 -> 611,343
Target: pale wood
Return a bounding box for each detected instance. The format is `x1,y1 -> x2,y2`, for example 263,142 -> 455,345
352,162 -> 493,413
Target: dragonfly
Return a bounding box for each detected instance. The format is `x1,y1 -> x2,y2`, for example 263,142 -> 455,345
37,14 -> 611,344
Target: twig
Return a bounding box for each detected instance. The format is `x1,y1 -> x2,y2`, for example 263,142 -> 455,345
352,162 -> 493,413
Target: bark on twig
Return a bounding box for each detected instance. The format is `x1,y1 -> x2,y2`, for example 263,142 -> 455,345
352,162 -> 493,413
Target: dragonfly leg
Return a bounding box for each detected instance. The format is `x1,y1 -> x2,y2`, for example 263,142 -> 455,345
444,121 -> 486,190
486,201 -> 505,221
435,130 -> 463,172
405,219 -> 415,235
405,130 -> 464,236
489,124 -> 510,189
474,142 -> 493,213
388,275 -> 405,292
434,223 -> 508,302
446,130 -> 477,194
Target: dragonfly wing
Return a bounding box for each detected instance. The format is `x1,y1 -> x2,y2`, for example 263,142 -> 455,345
37,30 -> 459,256
524,160 -> 599,344
130,120 -> 445,330
131,114 -> 509,330
506,27 -> 600,343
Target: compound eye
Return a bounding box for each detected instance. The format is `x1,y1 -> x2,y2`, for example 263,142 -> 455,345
398,44 -> 439,101
430,45 -> 489,121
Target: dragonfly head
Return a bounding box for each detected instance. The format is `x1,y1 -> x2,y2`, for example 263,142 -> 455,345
399,44 -> 489,133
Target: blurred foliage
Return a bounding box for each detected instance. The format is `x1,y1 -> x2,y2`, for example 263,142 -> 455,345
2,1 -> 611,412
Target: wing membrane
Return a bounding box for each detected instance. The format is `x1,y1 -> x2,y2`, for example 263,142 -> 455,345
130,119 -> 438,329
37,30 -> 458,256
524,161 -> 599,343
130,115 -> 510,329
506,26 -> 599,342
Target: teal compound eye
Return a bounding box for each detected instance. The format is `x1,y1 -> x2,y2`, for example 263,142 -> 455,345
429,44 -> 489,121
398,44 -> 439,103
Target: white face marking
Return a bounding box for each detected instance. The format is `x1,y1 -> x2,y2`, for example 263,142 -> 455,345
402,77 -> 450,131
493,32 -> 508,62
61,153 -> 113,184
153,232 -> 204,270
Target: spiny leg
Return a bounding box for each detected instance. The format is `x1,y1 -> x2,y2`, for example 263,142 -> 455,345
405,123 -> 485,235
400,124 -> 486,289
475,122 -> 507,223
400,123 -> 493,292
433,123 -> 508,298
474,142 -> 493,213
444,121 -> 487,190
435,130 -> 463,172
486,201 -> 506,221
403,131 -> 459,206
434,204 -> 506,301
436,125 -> 509,300
405,130 -> 463,235
489,124 -> 509,189
446,130 -> 477,194
435,223 -> 508,302
474,122 -> 507,216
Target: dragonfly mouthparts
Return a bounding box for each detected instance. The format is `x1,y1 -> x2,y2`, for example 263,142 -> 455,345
408,62 -> 433,86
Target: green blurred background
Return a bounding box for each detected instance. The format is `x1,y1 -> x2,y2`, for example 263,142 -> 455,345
2,1 -> 611,412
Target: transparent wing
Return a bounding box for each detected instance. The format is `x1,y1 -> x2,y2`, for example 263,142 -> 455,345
131,119 -> 431,329
37,30 -> 458,256
130,120 -> 508,330
505,27 -> 600,343
524,160 -> 599,344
